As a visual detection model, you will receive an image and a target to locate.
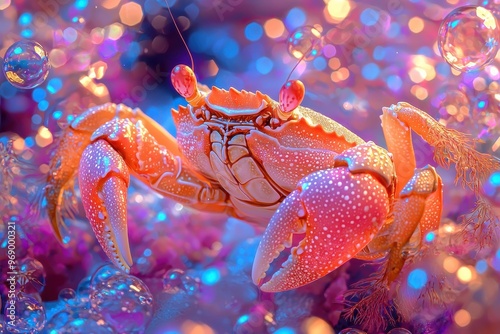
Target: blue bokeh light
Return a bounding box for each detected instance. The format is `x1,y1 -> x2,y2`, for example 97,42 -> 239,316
387,75 -> 402,91
47,78 -> 63,94
32,88 -> 46,102
408,268 -> 427,289
256,57 -> 273,74
362,63 -> 380,80
425,231 -> 435,243
75,0 -> 88,10
476,259 -> 488,274
19,13 -> 32,26
313,57 -> 327,70
202,267 -> 221,285
275,327 -> 296,334
360,8 -> 379,26
157,211 -> 167,221
245,22 -> 263,41
38,100 -> 49,111
285,7 -> 306,30
52,110 -> 63,120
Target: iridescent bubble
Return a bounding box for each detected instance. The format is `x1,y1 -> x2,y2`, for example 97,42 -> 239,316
162,268 -> 200,295
181,274 -> 200,296
3,293 -> 46,333
3,40 -> 50,89
338,328 -> 367,334
438,6 -> 500,72
90,264 -> 123,289
482,171 -> 500,206
90,274 -> 153,333
162,268 -> 185,293
434,88 -> 472,131
76,276 -> 92,306
45,309 -> 115,333
17,257 -> 46,294
58,288 -> 77,307
287,26 -> 323,61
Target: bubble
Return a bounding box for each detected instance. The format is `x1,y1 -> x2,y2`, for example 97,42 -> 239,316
58,288 -> 77,306
162,268 -> 185,293
438,6 -> 500,72
287,26 -> 323,61
162,268 -> 200,295
45,309 -> 115,333
90,264 -> 123,289
90,274 -> 153,333
434,88 -> 472,131
388,328 -> 412,334
76,276 -> 92,306
182,275 -> 200,295
3,40 -> 51,89
3,293 -> 46,333
17,257 -> 46,294
338,329 -> 367,334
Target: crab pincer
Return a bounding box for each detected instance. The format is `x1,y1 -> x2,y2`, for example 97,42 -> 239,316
252,143 -> 395,291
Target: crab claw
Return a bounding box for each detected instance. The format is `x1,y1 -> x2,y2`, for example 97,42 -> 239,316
79,140 -> 133,272
252,167 -> 391,292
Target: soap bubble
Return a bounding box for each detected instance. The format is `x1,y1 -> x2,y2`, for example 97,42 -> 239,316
90,264 -> 123,289
3,40 -> 50,89
438,6 -> 500,72
287,26 -> 323,61
162,268 -> 200,295
76,276 -> 92,306
90,274 -> 153,333
3,293 -> 46,333
17,257 -> 46,294
58,288 -> 77,307
45,309 -> 115,333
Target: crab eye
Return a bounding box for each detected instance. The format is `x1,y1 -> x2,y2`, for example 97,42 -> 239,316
279,80 -> 305,113
171,65 -> 198,99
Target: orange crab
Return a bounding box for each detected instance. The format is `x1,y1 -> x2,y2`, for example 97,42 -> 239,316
44,64 -> 498,314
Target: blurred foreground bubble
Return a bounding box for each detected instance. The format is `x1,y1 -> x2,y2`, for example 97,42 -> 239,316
3,40 -> 50,89
438,6 -> 500,72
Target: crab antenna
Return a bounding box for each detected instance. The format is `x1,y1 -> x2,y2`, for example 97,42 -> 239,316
278,47 -> 311,114
164,0 -> 194,71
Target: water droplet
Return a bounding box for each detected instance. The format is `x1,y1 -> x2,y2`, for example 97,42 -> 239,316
438,6 -> 500,71
3,293 -> 46,333
338,328 -> 367,334
90,274 -> 153,333
17,257 -> 46,294
287,26 -> 323,61
3,40 -> 50,89
58,288 -> 77,306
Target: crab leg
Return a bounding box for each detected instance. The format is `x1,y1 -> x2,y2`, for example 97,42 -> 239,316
344,166 -> 442,332
46,104 -> 230,271
379,165 -> 442,285
384,102 -> 500,195
252,143 -> 395,292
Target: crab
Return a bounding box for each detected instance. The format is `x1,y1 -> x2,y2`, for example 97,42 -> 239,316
45,64 -> 498,316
